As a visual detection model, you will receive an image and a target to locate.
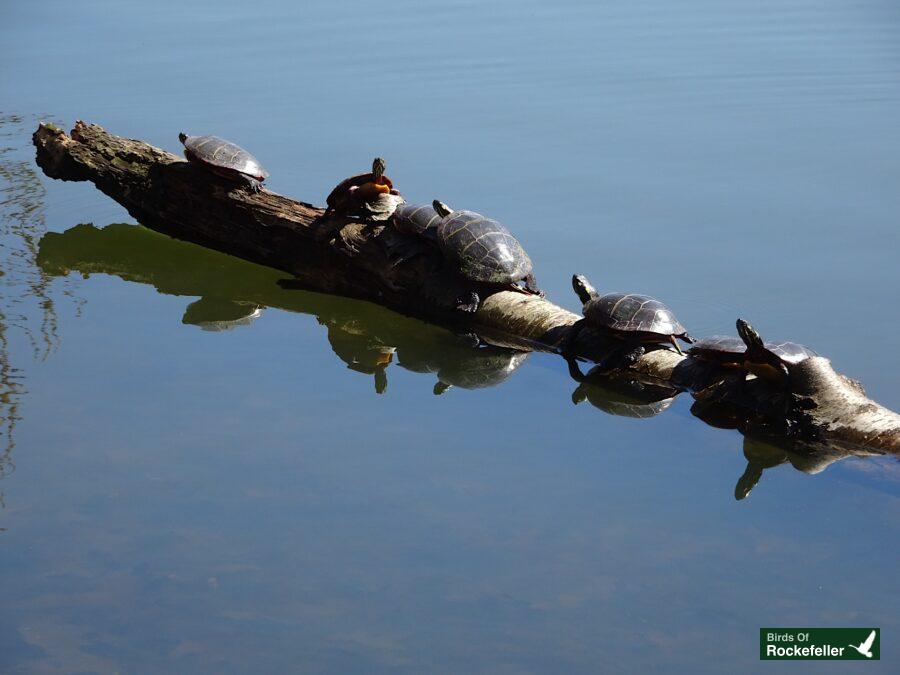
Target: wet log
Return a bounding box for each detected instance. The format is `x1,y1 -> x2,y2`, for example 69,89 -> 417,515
32,121 -> 900,454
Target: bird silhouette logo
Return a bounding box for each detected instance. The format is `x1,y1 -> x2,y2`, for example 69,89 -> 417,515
848,630 -> 877,658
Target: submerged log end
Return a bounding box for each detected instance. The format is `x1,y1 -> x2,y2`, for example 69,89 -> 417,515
33,122 -> 82,181
794,357 -> 900,453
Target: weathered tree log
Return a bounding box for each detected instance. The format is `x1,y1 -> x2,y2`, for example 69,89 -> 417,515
32,121 -> 900,454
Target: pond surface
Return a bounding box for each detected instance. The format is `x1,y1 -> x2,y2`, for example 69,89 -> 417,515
2,1 -> 899,673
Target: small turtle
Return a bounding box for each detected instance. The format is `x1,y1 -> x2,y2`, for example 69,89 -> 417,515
178,133 -> 268,193
430,200 -> 541,312
688,319 -> 817,386
565,274 -> 693,368
391,202 -> 441,242
325,157 -> 404,221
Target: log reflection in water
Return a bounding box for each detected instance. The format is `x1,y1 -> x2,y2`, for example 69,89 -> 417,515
36,221 -> 896,499
37,222 -> 530,398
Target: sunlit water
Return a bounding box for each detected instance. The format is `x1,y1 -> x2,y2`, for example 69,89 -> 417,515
1,1 -> 899,673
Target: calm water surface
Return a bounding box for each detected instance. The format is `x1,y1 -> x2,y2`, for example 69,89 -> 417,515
1,1 -> 899,673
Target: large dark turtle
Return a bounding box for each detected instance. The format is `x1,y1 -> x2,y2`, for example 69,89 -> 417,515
564,274 -> 693,369
325,157 -> 403,221
688,319 -> 817,386
429,200 -> 541,312
178,133 -> 268,193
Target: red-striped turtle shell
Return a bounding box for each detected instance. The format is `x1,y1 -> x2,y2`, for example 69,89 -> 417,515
689,335 -> 816,364
180,134 -> 268,181
326,172 -> 395,211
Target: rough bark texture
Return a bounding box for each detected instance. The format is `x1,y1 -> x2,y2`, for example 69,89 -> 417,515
32,121 -> 900,454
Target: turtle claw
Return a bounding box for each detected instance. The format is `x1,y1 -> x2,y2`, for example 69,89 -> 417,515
524,274 -> 544,297
598,343 -> 645,371
456,291 -> 480,314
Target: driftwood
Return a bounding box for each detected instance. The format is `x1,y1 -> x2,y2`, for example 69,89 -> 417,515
32,121 -> 900,455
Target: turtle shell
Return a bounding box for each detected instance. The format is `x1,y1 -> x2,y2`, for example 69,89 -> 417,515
181,135 -> 268,180
688,335 -> 747,359
392,203 -> 441,240
766,341 -> 817,364
435,210 -> 533,285
583,293 -> 688,337
326,172 -> 395,210
689,335 -> 815,364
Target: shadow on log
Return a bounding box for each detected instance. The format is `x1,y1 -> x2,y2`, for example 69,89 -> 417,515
32,121 -> 900,454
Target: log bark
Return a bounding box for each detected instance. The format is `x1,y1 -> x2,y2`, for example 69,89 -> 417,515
32,121 -> 900,454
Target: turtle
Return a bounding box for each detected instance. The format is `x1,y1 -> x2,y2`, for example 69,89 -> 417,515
688,319 -> 817,386
178,133 -> 268,193
391,202 -> 441,242
429,200 -> 542,312
324,157 -> 404,221
564,274 -> 693,369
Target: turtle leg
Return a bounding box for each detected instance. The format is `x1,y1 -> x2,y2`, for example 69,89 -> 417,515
456,291 -> 480,314
563,318 -> 587,358
455,332 -> 482,348
598,341 -> 645,371
523,274 -> 544,297
242,175 -> 263,193
566,354 -> 586,382
669,335 -> 684,355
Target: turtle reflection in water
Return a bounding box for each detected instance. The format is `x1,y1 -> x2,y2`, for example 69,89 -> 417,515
733,435 -> 877,501
181,297 -> 264,332
319,316 -> 395,394
394,334 -> 530,395
568,360 -> 679,418
432,347 -> 529,395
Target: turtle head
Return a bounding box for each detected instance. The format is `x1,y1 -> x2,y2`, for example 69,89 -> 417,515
178,132 -> 188,144
433,381 -> 452,395
736,318 -> 765,352
372,157 -> 386,179
432,200 -> 453,218
572,274 -> 598,304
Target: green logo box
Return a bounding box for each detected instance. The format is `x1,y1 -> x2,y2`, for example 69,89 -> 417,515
760,628 -> 880,660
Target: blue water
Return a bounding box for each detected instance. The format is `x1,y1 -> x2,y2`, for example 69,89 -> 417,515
1,1 -> 899,672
